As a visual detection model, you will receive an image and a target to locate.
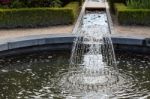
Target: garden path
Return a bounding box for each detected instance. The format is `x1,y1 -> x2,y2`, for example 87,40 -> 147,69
0,24 -> 149,40
114,24 -> 150,38
0,25 -> 73,39
112,15 -> 150,38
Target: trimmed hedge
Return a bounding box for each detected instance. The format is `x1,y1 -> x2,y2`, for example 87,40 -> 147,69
65,2 -> 79,17
0,2 -> 79,28
109,0 -> 126,11
126,0 -> 150,9
115,3 -> 150,25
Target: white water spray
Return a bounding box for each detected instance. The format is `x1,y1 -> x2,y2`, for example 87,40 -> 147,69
59,0 -> 119,98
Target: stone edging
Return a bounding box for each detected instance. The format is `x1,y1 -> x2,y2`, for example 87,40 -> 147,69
0,34 -> 149,52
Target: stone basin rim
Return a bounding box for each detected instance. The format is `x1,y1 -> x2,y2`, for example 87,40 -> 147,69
0,33 -> 149,57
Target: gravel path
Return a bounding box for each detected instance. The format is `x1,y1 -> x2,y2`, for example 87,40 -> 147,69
0,25 -> 73,39
112,15 -> 150,38
114,25 -> 150,38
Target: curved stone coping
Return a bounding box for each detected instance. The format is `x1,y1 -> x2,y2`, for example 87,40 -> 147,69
0,33 -> 149,52
0,34 -> 75,52
111,34 -> 146,46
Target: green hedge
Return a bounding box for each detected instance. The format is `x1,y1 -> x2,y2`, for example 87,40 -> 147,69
109,0 -> 126,11
115,3 -> 150,25
0,2 -> 79,28
65,2 -> 79,17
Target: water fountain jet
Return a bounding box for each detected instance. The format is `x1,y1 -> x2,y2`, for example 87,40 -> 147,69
59,0 -> 119,98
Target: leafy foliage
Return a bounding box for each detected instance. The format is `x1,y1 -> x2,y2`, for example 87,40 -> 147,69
0,0 -> 63,8
108,0 -> 127,11
126,0 -> 150,9
115,3 -> 150,25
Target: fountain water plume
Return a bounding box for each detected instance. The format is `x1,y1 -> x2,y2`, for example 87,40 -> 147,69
70,12 -> 117,69
59,0 -> 119,98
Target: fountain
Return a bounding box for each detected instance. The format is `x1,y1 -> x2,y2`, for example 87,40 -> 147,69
59,0 -> 119,98
0,0 -> 149,98
0,0 -> 150,98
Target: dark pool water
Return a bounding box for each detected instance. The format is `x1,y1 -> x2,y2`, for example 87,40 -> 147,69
0,51 -> 150,99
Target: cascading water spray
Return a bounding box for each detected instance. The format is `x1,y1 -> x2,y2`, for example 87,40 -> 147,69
59,0 -> 119,98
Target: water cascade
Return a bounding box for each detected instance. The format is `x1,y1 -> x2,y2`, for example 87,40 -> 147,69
59,0 -> 119,98
0,0 -> 149,98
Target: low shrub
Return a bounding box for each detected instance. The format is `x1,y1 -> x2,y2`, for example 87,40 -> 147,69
108,0 -> 126,11
24,0 -> 63,8
0,0 -> 63,8
0,0 -> 83,8
115,3 -> 150,25
0,0 -> 10,4
0,2 -> 79,28
126,0 -> 150,9
65,2 -> 79,17
11,0 -> 26,8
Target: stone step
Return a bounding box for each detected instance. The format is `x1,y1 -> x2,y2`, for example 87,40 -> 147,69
85,2 -> 106,10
